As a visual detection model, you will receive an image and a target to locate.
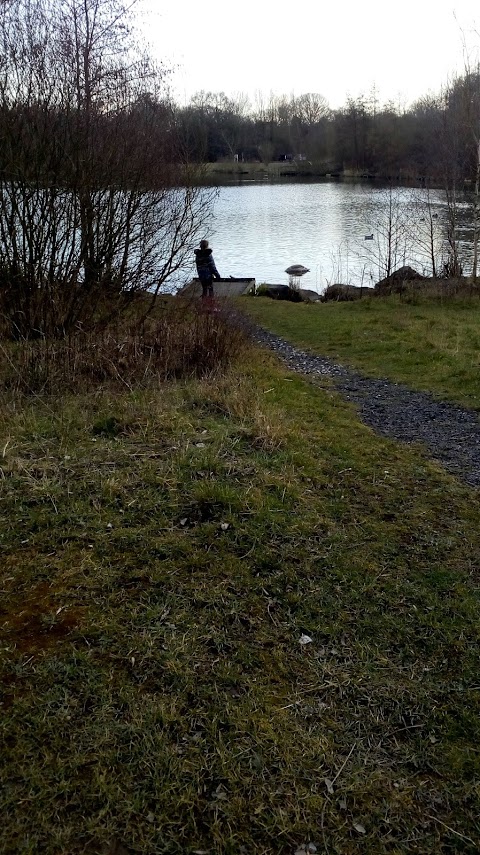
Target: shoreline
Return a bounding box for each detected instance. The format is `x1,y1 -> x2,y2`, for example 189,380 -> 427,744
200,161 -> 460,188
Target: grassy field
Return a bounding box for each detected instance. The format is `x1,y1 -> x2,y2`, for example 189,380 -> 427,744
242,294 -> 480,411
1,338 -> 480,853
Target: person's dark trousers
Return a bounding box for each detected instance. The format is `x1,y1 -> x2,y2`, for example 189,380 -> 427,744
201,278 -> 214,298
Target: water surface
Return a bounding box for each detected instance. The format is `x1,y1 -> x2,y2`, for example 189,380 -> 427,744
206,181 -> 474,292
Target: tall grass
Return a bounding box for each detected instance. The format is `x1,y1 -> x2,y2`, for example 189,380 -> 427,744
0,300 -> 248,395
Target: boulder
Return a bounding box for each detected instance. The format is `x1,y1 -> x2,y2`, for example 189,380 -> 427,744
261,285 -> 302,301
257,284 -> 317,302
299,288 -> 322,302
322,284 -> 367,302
375,266 -> 425,294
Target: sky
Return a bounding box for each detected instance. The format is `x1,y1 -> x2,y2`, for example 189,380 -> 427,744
137,0 -> 479,111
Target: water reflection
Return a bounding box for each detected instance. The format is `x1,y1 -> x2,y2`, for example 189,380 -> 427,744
208,182 -> 474,292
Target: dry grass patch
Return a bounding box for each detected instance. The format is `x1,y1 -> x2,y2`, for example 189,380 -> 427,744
0,299 -> 248,395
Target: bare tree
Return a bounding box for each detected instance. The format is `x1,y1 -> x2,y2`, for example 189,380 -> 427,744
187,91 -> 249,160
458,66 -> 480,280
473,137 -> 480,279
453,24 -> 480,280
359,186 -> 408,282
0,0 -> 214,338
428,85 -> 464,278
292,93 -> 330,125
406,188 -> 443,277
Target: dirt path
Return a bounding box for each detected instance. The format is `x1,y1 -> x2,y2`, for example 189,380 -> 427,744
250,325 -> 480,489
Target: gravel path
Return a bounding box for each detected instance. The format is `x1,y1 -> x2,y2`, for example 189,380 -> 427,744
250,324 -> 480,489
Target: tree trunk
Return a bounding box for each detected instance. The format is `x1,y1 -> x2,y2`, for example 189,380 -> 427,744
471,140 -> 480,281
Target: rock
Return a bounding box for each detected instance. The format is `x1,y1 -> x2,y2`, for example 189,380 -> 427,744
262,285 -> 302,302
264,285 -> 290,298
299,288 -> 322,302
322,284 -> 367,301
375,266 -> 425,294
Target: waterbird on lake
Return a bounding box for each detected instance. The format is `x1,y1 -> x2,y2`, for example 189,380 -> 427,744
364,234 -> 374,240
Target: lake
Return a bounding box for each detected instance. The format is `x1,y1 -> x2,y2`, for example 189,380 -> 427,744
206,181 -> 475,292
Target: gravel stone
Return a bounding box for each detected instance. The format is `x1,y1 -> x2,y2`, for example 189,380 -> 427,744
250,324 -> 480,488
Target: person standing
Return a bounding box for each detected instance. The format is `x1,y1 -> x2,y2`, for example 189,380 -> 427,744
194,239 -> 221,300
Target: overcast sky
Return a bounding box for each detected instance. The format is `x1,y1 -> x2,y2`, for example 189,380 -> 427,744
137,0 -> 479,110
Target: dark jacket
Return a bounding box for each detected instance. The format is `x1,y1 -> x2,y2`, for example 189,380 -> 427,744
194,247 -> 220,281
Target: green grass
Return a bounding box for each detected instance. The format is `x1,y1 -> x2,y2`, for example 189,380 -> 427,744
1,354 -> 480,853
242,295 -> 480,410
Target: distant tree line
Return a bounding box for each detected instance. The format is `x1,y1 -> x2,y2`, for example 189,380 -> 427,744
172,78 -> 480,183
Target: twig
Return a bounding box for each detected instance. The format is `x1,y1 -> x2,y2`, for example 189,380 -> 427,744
320,800 -> 329,855
426,814 -> 477,846
331,742 -> 356,786
106,358 -> 133,391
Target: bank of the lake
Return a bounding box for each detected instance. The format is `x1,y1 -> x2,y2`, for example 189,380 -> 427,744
203,161 -> 442,183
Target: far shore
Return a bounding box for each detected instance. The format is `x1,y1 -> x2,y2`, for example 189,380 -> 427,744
201,160 -> 467,188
